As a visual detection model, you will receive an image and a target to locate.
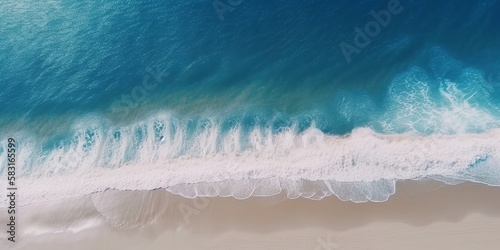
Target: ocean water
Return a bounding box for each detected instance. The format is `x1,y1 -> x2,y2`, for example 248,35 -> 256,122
0,0 -> 500,204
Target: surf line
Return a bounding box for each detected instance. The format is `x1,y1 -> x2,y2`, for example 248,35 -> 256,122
6,138 -> 17,243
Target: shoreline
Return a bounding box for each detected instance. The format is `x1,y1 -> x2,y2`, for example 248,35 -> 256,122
6,126 -> 500,205
2,180 -> 500,249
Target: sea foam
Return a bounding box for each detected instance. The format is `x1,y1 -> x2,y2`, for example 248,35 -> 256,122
1,116 -> 499,205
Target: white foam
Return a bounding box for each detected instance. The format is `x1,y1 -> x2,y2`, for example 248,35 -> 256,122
2,118 -> 499,205
381,66 -> 500,134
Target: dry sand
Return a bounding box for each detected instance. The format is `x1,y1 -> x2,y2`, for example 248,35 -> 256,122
2,181 -> 500,250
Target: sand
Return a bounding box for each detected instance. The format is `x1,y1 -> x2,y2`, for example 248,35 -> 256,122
2,181 -> 500,250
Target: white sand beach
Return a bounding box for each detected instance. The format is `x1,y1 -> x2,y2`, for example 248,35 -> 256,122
2,181 -> 500,250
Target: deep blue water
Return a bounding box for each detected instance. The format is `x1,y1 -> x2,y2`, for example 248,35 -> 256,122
1,0 -> 500,202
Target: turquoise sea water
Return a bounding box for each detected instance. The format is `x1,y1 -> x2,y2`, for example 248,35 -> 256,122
1,0 -> 500,203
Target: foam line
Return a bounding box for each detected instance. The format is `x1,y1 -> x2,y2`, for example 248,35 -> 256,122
2,121 -> 498,205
